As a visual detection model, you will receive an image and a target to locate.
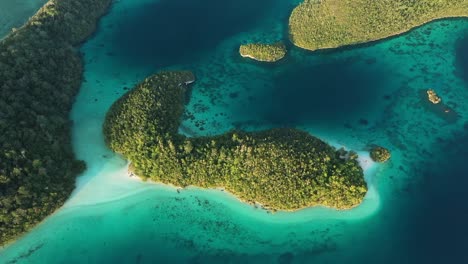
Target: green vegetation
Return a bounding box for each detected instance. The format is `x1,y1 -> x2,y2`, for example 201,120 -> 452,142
239,42 -> 287,62
370,146 -> 391,163
0,0 -> 111,246
289,0 -> 468,51
104,71 -> 367,211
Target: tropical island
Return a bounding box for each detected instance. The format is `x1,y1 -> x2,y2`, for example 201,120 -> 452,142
0,0 -> 111,246
239,42 -> 287,62
104,71 -> 367,211
289,0 -> 468,51
6,0 -> 456,247
370,146 -> 391,163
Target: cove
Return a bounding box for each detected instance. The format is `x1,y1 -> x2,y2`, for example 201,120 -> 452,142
1,1 -> 468,264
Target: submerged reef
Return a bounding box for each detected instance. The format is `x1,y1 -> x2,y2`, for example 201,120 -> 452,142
370,146 -> 391,163
239,42 -> 287,62
104,71 -> 367,211
289,0 -> 468,51
0,0 -> 111,246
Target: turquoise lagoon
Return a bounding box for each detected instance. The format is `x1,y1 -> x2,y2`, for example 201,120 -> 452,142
1,0 -> 468,263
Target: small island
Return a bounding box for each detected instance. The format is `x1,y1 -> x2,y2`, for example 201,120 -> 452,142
104,71 -> 368,211
420,89 -> 458,123
370,146 -> 391,163
239,42 -> 287,62
427,89 -> 442,104
289,0 -> 468,51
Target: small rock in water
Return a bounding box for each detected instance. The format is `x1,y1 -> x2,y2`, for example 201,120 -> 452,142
426,89 -> 441,104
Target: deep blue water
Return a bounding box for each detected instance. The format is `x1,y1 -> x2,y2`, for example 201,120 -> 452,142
111,0 -> 274,67
255,59 -> 386,125
403,127 -> 468,263
456,35 -> 468,84
1,1 -> 468,263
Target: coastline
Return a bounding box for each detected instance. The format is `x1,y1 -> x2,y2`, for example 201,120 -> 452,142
290,15 -> 468,52
0,0 -> 46,40
240,53 -> 262,61
239,42 -> 286,62
240,52 -> 284,62
0,0 -> 113,247
125,146 -> 378,213
1,1 -> 466,261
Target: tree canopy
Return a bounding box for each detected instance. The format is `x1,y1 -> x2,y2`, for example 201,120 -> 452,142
104,71 -> 367,211
370,146 -> 391,163
289,0 -> 468,51
0,0 -> 111,246
239,42 -> 287,62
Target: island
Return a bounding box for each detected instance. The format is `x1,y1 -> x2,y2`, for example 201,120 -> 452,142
427,89 -> 442,104
104,71 -> 368,211
370,146 -> 391,163
289,0 -> 468,51
239,42 -> 287,62
420,89 -> 458,122
0,0 -> 111,246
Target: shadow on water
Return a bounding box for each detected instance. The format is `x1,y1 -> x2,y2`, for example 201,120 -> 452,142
250,59 -> 386,126
112,0 -> 272,67
455,34 -> 468,86
403,126 -> 468,263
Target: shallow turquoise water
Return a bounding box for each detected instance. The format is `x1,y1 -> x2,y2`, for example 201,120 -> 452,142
1,0 -> 468,263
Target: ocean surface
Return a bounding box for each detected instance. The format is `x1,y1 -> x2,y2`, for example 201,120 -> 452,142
0,0 -> 46,38
1,0 -> 468,263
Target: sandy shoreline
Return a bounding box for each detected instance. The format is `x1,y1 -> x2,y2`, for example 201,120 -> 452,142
124,144 -> 378,213
240,52 -> 284,62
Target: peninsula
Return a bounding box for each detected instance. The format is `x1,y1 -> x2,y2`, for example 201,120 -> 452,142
104,71 -> 368,211
289,0 -> 468,51
239,42 -> 287,62
0,0 -> 111,246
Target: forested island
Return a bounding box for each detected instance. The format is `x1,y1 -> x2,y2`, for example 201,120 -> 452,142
104,71 -> 367,211
239,42 -> 287,62
370,146 -> 391,163
0,0 -> 111,246
289,0 -> 468,51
